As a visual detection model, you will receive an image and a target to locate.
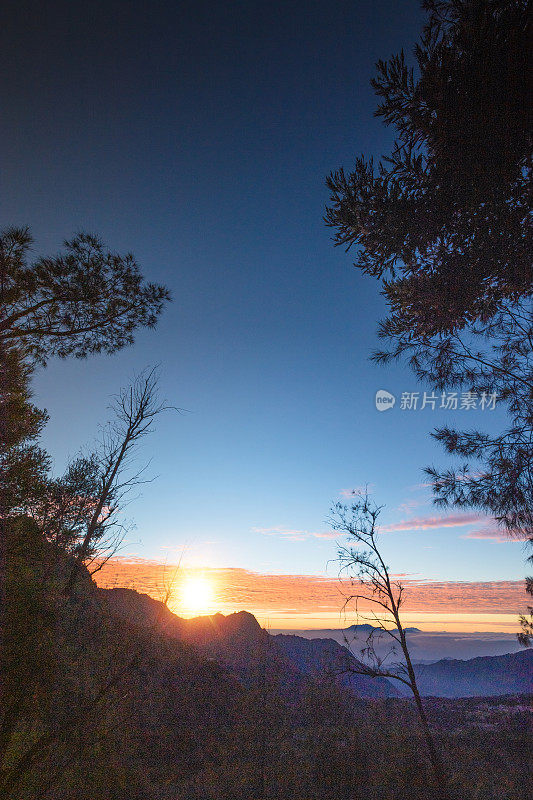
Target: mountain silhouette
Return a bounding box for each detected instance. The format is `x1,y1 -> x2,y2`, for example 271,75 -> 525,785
101,588 -> 398,697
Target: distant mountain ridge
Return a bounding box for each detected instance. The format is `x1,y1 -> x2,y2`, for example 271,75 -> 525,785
413,650 -> 533,697
273,633 -> 400,698
343,624 -> 421,634
272,624 -> 524,662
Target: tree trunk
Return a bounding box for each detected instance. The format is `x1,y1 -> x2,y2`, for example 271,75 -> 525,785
401,637 -> 450,798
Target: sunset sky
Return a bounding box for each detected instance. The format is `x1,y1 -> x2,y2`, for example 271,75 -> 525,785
3,0 -> 528,631
95,556 -> 525,632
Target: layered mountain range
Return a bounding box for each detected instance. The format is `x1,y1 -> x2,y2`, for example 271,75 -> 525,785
100,587 -> 532,699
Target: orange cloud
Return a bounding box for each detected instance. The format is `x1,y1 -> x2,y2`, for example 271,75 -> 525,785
93,556 -> 527,632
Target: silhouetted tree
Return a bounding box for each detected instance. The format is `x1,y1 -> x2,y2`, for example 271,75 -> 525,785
326,0 -> 531,331
517,547 -> 533,646
0,342 -> 51,643
0,225 -> 173,795
420,297 -> 532,541
57,368 -> 174,593
330,492 -> 450,798
0,344 -> 49,518
0,225 -> 170,525
325,0 -> 532,626
0,227 -> 170,365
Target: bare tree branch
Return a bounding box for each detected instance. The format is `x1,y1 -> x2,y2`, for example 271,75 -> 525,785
330,490 -> 450,797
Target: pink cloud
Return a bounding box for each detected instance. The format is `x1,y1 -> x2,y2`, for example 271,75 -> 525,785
463,526 -> 526,543
397,499 -> 421,514
382,512 -> 487,533
407,482 -> 435,491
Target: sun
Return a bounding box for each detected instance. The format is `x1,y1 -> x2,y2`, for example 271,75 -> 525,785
180,577 -> 213,615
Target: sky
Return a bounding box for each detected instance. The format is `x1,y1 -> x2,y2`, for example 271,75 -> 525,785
2,0 -> 527,629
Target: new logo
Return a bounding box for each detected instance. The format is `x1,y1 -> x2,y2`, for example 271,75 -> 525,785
375,389 -> 396,411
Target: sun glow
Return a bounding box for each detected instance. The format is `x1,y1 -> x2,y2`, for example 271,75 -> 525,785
179,577 -> 214,615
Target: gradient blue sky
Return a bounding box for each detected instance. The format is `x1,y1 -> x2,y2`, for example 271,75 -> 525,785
2,0 -> 526,584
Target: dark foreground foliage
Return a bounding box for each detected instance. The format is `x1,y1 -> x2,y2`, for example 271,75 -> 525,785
2,528 -> 530,800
